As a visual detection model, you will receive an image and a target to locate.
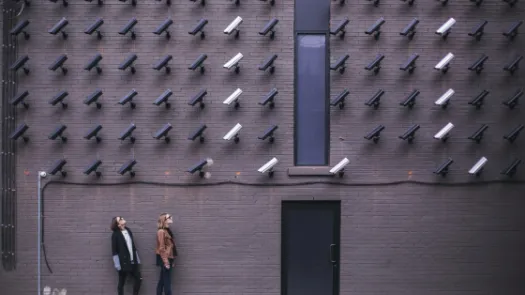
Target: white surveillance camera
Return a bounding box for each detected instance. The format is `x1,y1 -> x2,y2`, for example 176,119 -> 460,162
223,88 -> 243,106
435,52 -> 454,71
258,157 -> 278,177
330,157 -> 350,176
468,156 -> 487,175
39,171 -> 47,178
223,53 -> 243,70
436,18 -> 456,35
223,123 -> 242,142
224,16 -> 243,35
434,122 -> 454,140
435,88 -> 455,107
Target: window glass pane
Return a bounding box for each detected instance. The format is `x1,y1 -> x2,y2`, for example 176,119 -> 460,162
295,34 -> 328,166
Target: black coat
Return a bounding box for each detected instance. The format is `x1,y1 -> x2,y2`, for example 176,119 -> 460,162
111,227 -> 140,272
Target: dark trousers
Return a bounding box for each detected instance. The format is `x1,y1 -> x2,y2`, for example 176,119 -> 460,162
156,261 -> 173,295
118,263 -> 142,295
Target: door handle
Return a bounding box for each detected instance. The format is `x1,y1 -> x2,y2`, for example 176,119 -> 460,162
329,244 -> 336,264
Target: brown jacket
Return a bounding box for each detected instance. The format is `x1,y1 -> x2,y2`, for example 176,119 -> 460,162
156,229 -> 175,265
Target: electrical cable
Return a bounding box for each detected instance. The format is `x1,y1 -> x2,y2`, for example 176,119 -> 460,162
39,178 -> 525,273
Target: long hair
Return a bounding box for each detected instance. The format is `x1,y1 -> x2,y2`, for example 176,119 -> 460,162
157,213 -> 170,229
110,217 -> 119,231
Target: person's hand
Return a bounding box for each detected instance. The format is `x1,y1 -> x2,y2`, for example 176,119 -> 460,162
164,264 -> 170,270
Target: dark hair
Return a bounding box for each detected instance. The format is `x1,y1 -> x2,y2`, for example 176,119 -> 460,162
110,217 -> 119,232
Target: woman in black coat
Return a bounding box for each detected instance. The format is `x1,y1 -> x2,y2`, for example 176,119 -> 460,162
111,216 -> 142,295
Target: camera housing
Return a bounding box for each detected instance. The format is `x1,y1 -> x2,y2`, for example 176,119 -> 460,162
49,17 -> 69,39
49,54 -> 68,75
49,124 -> 68,142
400,18 -> 419,39
434,122 -> 454,142
400,53 -> 419,74
468,90 -> 489,109
49,91 -> 69,109
258,125 -> 278,143
399,124 -> 420,143
259,88 -> 278,109
119,54 -> 138,74
153,123 -> 173,143
503,55 -> 523,75
259,54 -> 278,74
435,89 -> 455,109
119,89 -> 138,109
188,89 -> 207,109
187,159 -> 212,177
189,19 -> 208,39
224,16 -> 243,38
502,89 -> 523,110
503,124 -> 524,143
49,159 -> 67,177
468,54 -> 489,74
10,55 -> 30,75
330,54 -> 349,74
503,20 -> 523,41
188,124 -> 207,143
153,18 -> 173,39
10,90 -> 30,109
153,55 -> 173,74
400,89 -> 420,109
258,157 -> 279,177
330,89 -> 349,109
84,53 -> 103,74
84,18 -> 104,39
223,123 -> 242,143
118,159 -> 137,177
260,18 -> 279,40
467,124 -> 489,143
364,125 -> 385,143
84,89 -> 103,109
153,89 -> 173,109
365,17 -> 385,40
501,159 -> 521,177
223,53 -> 243,74
188,54 -> 207,74
119,123 -> 137,143
330,18 -> 349,39
84,124 -> 103,142
468,157 -> 487,176
10,123 -> 30,142
119,18 -> 138,40
10,19 -> 30,40
469,20 -> 488,41
434,158 -> 454,177
365,54 -> 384,75
436,18 -> 456,39
365,89 -> 384,110
84,159 -> 102,177
329,158 -> 350,177
435,52 -> 454,73
224,88 -> 243,109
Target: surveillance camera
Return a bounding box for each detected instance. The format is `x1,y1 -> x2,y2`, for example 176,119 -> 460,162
224,16 -> 243,38
119,123 -> 137,143
48,17 -> 69,39
364,125 -> 385,143
503,89 -> 523,110
501,158 -> 521,177
258,125 -> 278,143
434,52 -> 454,73
434,122 -> 454,141
364,54 -> 384,75
119,54 -> 138,74
153,18 -> 173,39
329,157 -> 350,176
84,159 -> 102,177
10,19 -> 30,40
84,89 -> 103,109
188,89 -> 207,109
330,18 -> 349,39
49,159 -> 68,177
468,54 -> 488,74
84,124 -> 103,142
10,55 -> 30,75
259,88 -> 278,109
223,123 -> 242,143
259,54 -> 278,74
434,158 -> 454,177
469,20 -> 488,41
39,171 -> 47,178
504,124 -> 524,143
84,53 -> 103,74
119,18 -> 138,40
224,88 -> 243,108
468,157 -> 487,176
469,90 -> 489,109
49,91 -> 68,109
49,54 -> 68,75
330,54 -> 349,74
9,123 -> 30,142
187,159 -> 212,177
153,89 -> 173,109
400,18 -> 419,39
365,17 -> 385,40
435,18 -> 456,39
258,157 -> 279,177
118,159 -> 137,177
435,88 -> 455,108
10,90 -> 30,109
223,53 -> 243,73
503,55 -> 523,75
188,54 -> 208,74
48,124 -> 68,142
398,124 -> 420,143
153,55 -> 173,74
400,53 -> 419,74
365,89 -> 384,110
503,20 -> 523,41
400,89 -> 419,109
330,89 -> 350,109
85,18 -> 104,39
260,18 -> 279,39
153,123 -> 173,143
189,19 -> 208,39
188,124 -> 207,143
468,124 -> 489,143
119,89 -> 138,109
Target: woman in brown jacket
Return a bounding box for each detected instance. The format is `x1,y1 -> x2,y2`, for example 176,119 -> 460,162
156,213 -> 178,295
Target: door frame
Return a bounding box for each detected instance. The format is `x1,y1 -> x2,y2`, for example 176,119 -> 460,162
280,200 -> 341,295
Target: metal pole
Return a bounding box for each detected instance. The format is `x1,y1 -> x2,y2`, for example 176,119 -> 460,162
37,172 -> 44,295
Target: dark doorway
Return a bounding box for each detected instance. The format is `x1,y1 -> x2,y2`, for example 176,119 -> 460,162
281,201 -> 340,295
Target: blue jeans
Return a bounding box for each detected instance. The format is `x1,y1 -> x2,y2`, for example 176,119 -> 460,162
156,260 -> 173,295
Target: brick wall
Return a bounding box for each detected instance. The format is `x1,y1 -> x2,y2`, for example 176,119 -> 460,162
1,0 -> 525,294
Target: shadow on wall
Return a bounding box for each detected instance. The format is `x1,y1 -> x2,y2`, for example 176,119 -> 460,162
43,286 -> 67,295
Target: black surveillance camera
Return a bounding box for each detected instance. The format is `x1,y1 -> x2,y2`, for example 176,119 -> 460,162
330,89 -> 349,110
10,55 -> 30,75
187,159 -> 209,177
259,54 -> 278,74
84,124 -> 103,142
434,158 -> 454,177
10,19 -> 30,40
258,125 -> 278,143
119,89 -> 138,109
188,54 -> 207,74
118,159 -> 137,177
48,17 -> 69,39
400,18 -> 419,39
330,18 -> 348,39
502,89 -> 523,110
119,18 -> 138,40
153,89 -> 172,109
469,20 -> 488,41
49,54 -> 68,75
468,124 -> 489,144
119,54 -> 137,74
188,124 -> 207,143
49,91 -> 69,109
259,18 -> 279,40
153,18 -> 173,39
399,124 -> 420,143
49,159 -> 67,177
468,90 -> 489,109
119,123 -> 137,143
153,123 -> 173,143
330,54 -> 349,74
365,17 -> 385,40
153,55 -> 173,74
10,123 -> 29,142
85,18 -> 104,39
84,89 -> 103,109
400,53 -> 419,74
84,159 -> 102,177
503,124 -> 524,143
10,90 -> 30,109
400,89 -> 419,109
84,53 -> 103,74
364,124 -> 385,143
189,19 -> 208,39
188,89 -> 207,109
365,54 -> 385,75
259,88 -> 278,109
365,89 -> 385,110
48,124 -> 68,142
468,54 -> 488,74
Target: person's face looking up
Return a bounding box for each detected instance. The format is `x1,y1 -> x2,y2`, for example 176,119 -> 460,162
117,216 -> 126,229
